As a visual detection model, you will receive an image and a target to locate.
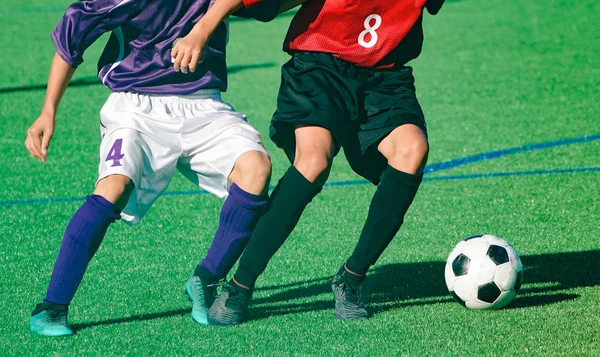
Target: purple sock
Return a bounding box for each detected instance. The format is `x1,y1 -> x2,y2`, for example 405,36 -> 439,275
199,184 -> 268,279
44,195 -> 120,305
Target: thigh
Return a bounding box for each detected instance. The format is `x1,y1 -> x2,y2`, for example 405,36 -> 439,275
99,94 -> 181,225
178,112 -> 267,201
344,67 -> 427,184
270,52 -> 356,163
360,66 -> 427,154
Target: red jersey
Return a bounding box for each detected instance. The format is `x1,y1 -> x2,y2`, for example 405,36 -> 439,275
283,0 -> 430,68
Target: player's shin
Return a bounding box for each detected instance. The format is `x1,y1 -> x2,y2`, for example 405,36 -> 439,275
43,194 -> 121,305
198,183 -> 268,280
345,166 -> 423,275
233,166 -> 322,289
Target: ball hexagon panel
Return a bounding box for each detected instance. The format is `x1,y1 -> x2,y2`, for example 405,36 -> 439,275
465,299 -> 492,310
494,264 -> 518,291
467,256 -> 497,285
462,239 -> 490,258
453,275 -> 479,302
492,289 -> 517,309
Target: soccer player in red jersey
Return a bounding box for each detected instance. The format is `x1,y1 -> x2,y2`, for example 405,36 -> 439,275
174,0 -> 445,324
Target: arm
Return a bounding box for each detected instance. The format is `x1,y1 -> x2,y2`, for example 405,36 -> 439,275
425,0 -> 445,15
171,0 -> 244,74
172,0 -> 307,73
25,0 -> 142,162
233,0 -> 305,22
53,0 -> 144,68
25,53 -> 75,162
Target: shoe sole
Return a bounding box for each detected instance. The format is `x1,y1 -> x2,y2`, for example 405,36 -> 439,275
29,318 -> 73,337
333,306 -> 369,321
207,307 -> 243,326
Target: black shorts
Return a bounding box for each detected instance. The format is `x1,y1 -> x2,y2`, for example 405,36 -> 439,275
270,51 -> 427,185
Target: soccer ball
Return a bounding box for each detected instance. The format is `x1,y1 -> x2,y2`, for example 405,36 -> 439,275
444,234 -> 523,309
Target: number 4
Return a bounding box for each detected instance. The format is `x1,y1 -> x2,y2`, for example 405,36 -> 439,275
358,14 -> 382,49
105,138 -> 125,167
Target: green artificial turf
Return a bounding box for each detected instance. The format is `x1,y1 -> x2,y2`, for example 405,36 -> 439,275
0,0 -> 598,355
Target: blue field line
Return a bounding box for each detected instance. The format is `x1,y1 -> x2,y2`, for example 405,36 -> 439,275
425,134 -> 600,173
425,167 -> 600,181
1,135 -> 599,207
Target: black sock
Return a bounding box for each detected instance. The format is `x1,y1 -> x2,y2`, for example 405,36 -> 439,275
346,166 -> 423,275
234,166 -> 321,289
194,265 -> 218,283
32,302 -> 68,316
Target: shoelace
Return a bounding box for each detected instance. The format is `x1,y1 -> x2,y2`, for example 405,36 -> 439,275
223,284 -> 248,308
206,278 -> 227,298
339,274 -> 364,306
45,308 -> 67,324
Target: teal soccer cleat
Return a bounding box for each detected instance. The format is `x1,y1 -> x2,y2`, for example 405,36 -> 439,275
30,302 -> 74,337
185,275 -> 223,324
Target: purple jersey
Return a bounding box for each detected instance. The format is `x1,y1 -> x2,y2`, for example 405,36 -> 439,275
52,0 -> 228,94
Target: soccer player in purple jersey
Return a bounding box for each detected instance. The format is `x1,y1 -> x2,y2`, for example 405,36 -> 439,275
25,0 -> 272,336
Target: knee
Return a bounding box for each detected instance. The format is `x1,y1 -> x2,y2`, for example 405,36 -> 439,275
293,150 -> 332,184
93,174 -> 134,211
388,137 -> 429,162
230,151 -> 272,194
378,130 -> 429,174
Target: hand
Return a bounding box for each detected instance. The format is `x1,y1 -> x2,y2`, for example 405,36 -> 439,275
170,31 -> 209,74
25,112 -> 55,162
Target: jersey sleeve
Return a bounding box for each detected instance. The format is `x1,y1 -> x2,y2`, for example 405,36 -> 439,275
425,0 -> 445,15
51,0 -> 145,68
234,0 -> 281,22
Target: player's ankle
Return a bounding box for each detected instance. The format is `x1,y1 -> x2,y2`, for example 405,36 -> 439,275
344,262 -> 366,277
231,276 -> 252,291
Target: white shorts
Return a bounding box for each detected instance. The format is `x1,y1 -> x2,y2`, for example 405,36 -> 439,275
98,90 -> 267,225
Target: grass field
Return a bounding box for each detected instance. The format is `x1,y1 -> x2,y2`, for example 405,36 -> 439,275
1,0 -> 599,355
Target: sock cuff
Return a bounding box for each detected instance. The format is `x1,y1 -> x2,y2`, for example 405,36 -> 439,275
194,265 -> 218,282
36,301 -> 69,314
287,165 -> 321,196
86,194 -> 121,220
228,183 -> 269,210
382,166 -> 423,187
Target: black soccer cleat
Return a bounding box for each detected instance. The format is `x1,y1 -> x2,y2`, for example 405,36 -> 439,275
208,281 -> 252,326
330,269 -> 369,321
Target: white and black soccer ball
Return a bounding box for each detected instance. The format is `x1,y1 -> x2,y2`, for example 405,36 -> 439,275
444,234 -> 523,309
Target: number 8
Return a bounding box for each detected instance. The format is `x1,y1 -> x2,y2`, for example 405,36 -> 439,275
358,14 -> 382,49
